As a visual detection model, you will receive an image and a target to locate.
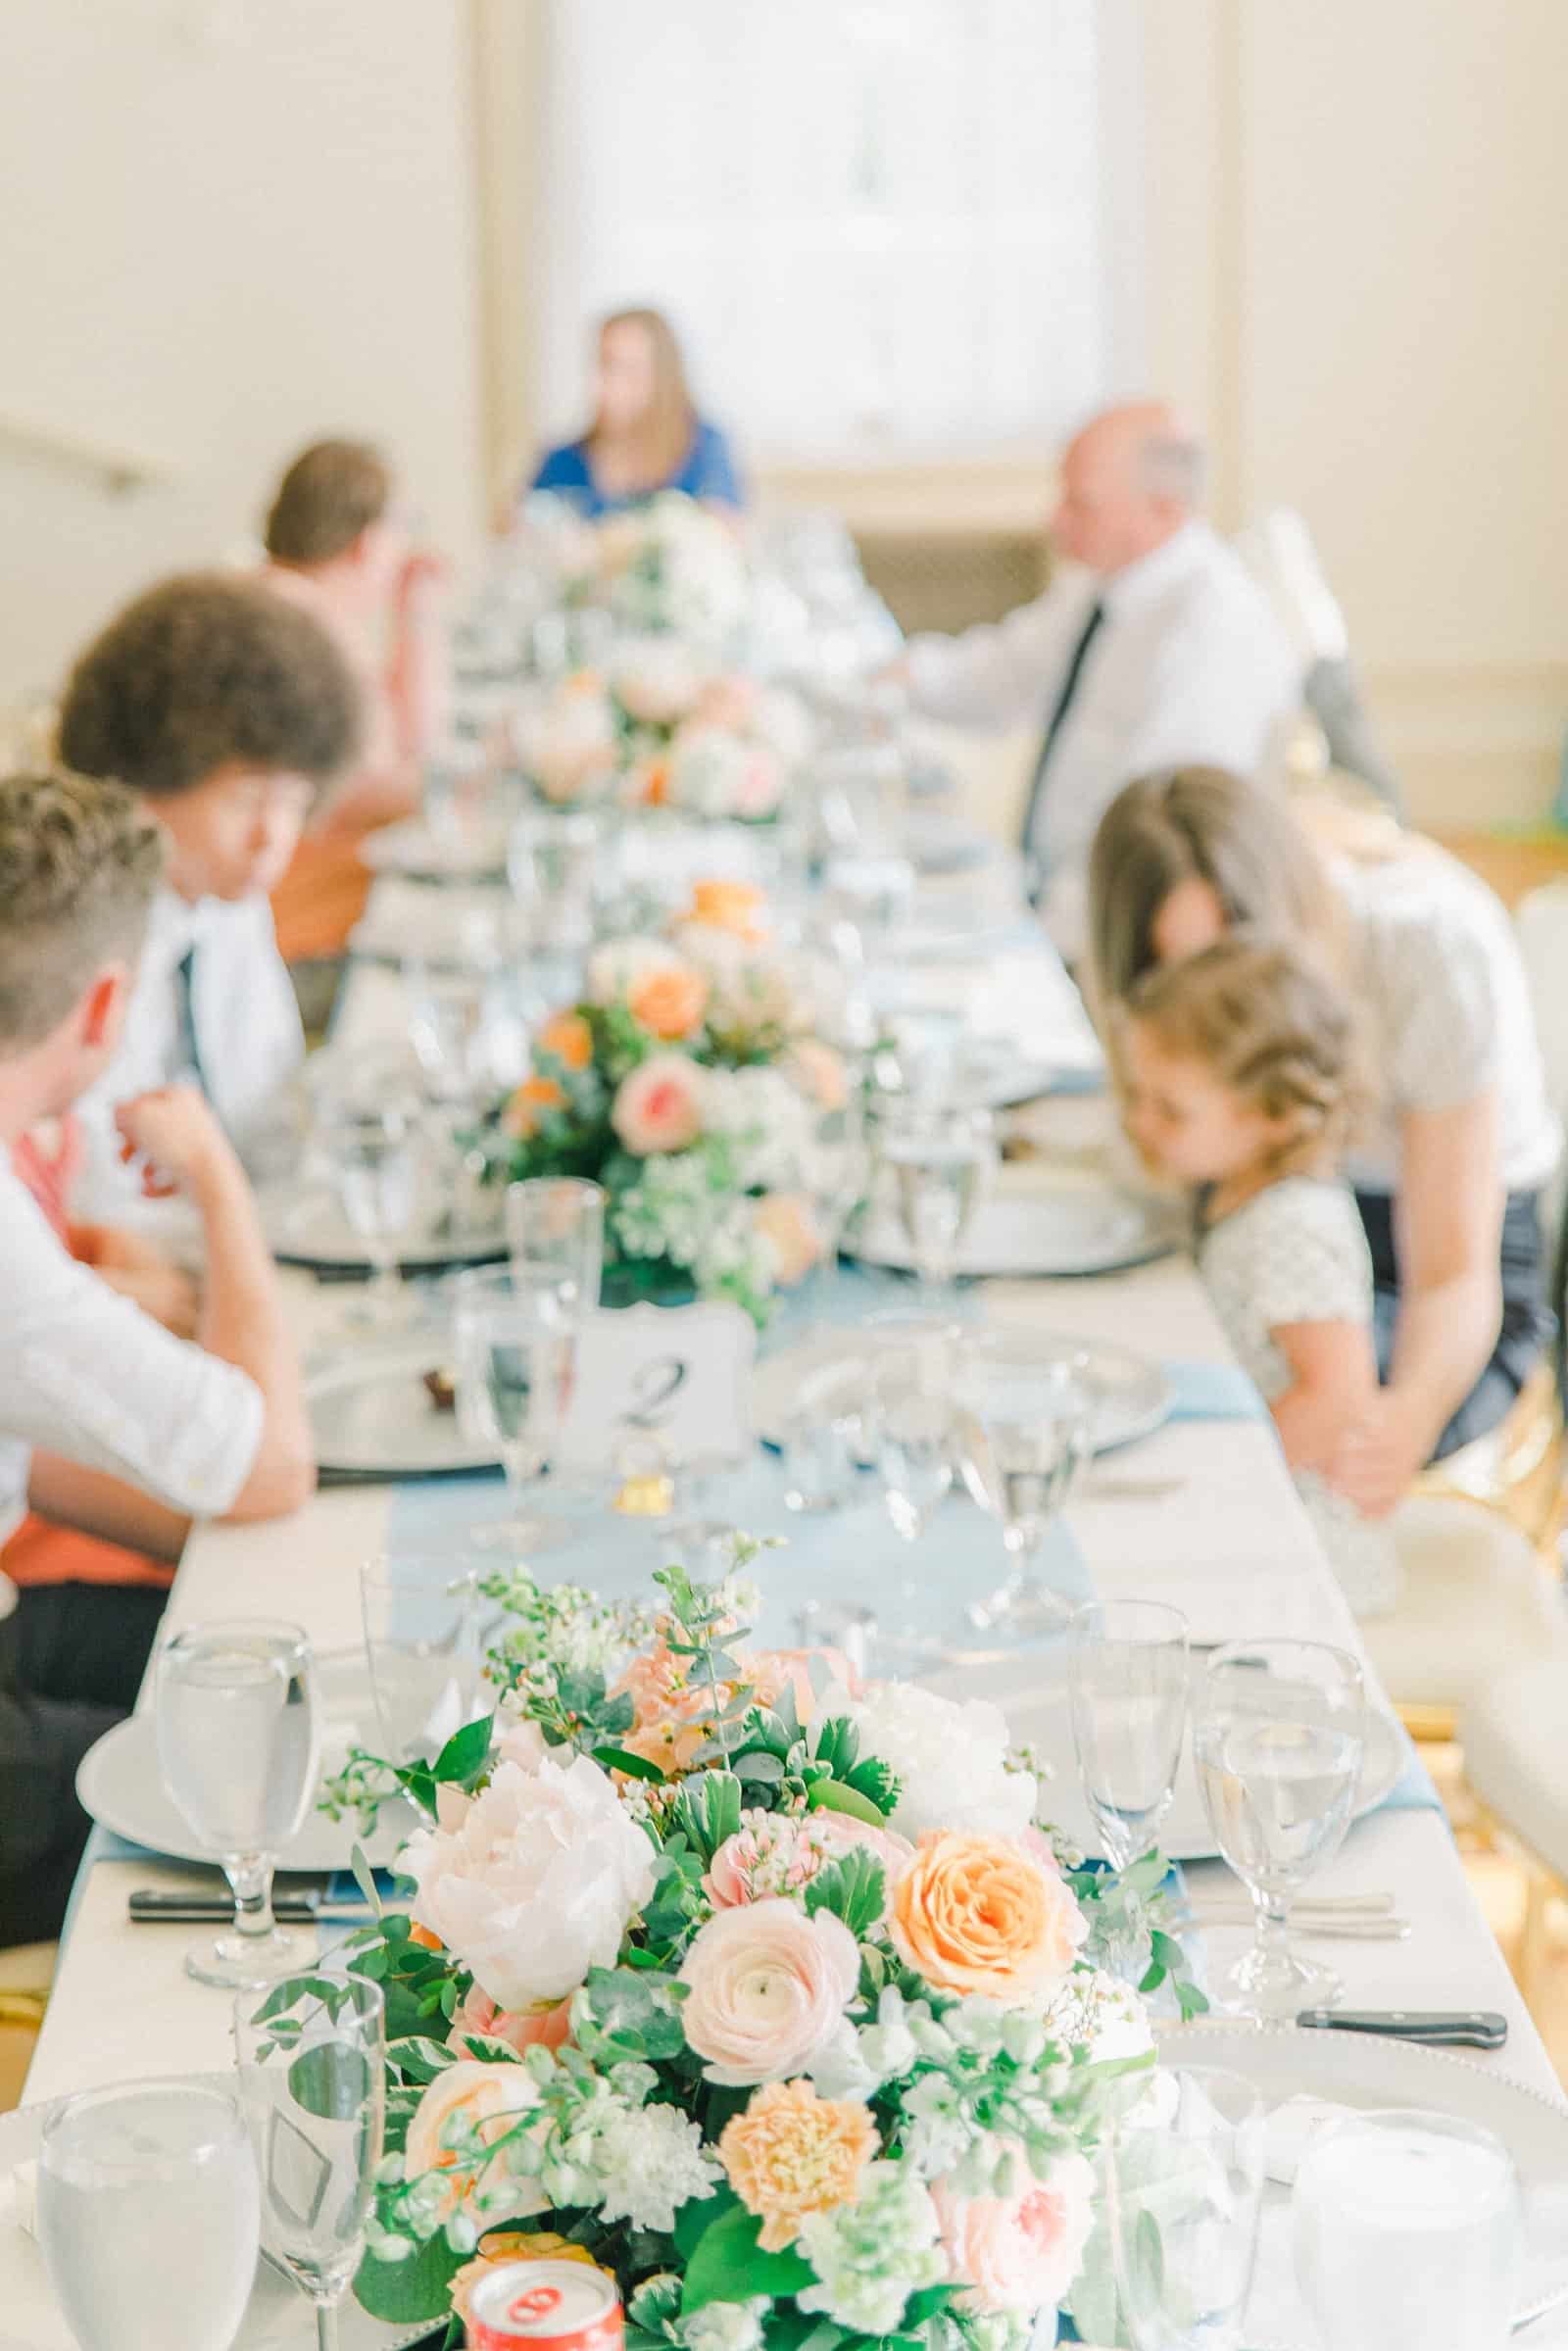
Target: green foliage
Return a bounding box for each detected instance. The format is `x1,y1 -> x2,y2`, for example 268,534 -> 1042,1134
679,2201 -> 815,2314
355,2229 -> 467,2325
804,1848 -> 888,1938
571,1965 -> 691,2066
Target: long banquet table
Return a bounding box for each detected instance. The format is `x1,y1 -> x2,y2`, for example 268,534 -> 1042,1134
17,871 -> 1568,2347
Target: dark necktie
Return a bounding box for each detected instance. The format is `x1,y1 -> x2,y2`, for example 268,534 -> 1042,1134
172,944 -> 206,1094
1018,597 -> 1107,872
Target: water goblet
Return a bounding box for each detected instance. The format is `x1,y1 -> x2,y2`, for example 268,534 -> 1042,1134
319,1103 -> 416,1325
955,1332 -> 1096,1637
505,1175 -> 605,1314
1106,2064 -> 1266,2350
38,2080 -> 261,2351
403,957 -> 498,1110
1293,2110 -> 1522,2351
871,1334 -> 957,1542
1193,1639 -> 1367,2020
453,1265 -> 573,1551
879,1102 -> 995,1303
233,1973 -> 385,2351
1069,1599 -> 1191,1869
155,1620 -> 319,1987
359,1554 -> 487,1763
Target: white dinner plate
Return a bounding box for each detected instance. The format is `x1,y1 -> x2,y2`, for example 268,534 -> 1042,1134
753,1326 -> 1171,1458
914,1649 -> 1405,1863
0,2080 -> 433,2351
261,1182 -> 506,1276
1152,2021 -> 1568,2344
848,1182 -> 1178,1280
75,1651 -> 418,1874
307,1343 -> 500,1480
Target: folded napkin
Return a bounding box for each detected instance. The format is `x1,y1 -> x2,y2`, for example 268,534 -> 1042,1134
2,2157 -> 34,2235
1161,1360 -> 1267,1421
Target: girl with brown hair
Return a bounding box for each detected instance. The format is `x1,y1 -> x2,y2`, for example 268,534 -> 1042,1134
529,308 -> 743,515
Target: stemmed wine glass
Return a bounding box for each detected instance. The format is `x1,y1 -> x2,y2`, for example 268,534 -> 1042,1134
1193,1640 -> 1367,2020
319,1103 -> 416,1325
155,1620 -> 319,1987
233,1973 -> 385,2351
879,1102 -> 995,1304
453,1265 -> 574,1551
38,2080 -> 261,2351
359,1554 -> 486,1763
955,1332 -> 1096,1637
403,958 -> 499,1111
871,1332 -> 958,1542
505,1175 -> 605,1313
1069,1599 -> 1191,1868
1106,2065 -> 1266,2349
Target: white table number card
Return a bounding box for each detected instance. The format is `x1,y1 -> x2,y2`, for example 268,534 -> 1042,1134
556,1301 -> 757,1471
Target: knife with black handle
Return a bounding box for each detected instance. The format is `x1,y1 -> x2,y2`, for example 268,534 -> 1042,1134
1297,2007 -> 1507,2049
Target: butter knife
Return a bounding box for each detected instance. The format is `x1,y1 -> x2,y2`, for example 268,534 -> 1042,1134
1298,2007 -> 1507,2049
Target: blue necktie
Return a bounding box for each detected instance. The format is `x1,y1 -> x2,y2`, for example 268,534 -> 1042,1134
1019,598 -> 1106,876
172,945 -> 206,1094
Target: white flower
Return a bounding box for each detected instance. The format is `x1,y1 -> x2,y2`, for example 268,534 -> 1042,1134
590,2100 -> 720,2233
797,2161 -> 947,2337
702,1065 -> 812,1189
400,1754 -> 656,2012
834,1681 -> 1039,1839
679,2299 -> 770,2351
1044,1967 -> 1156,2067
613,638 -> 708,725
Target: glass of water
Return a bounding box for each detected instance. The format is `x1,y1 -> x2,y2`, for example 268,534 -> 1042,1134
39,2080 -> 261,2351
320,1103 -> 416,1325
1069,1599 -> 1191,1869
156,1620 -> 319,1987
453,1266 -> 573,1550
1107,2065 -> 1266,2350
403,958 -> 498,1110
359,1555 -> 487,1763
506,1175 -> 606,1313
233,1972 -> 386,2351
955,1332 -> 1096,1639
1194,1640 -> 1366,2019
879,1101 -> 995,1302
871,1333 -> 958,1541
1294,2110 -> 1521,2351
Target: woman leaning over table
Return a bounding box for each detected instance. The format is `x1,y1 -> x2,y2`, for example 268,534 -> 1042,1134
527,307 -> 745,517
1086,764 -> 1559,1514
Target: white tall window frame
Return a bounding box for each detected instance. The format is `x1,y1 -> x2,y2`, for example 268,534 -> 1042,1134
532,0 -> 1141,465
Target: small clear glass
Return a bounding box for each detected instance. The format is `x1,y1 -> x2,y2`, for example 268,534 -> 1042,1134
320,1104 -> 416,1325
1107,2064 -> 1266,2350
880,1102 -> 996,1303
359,1555 -> 486,1762
780,1409 -> 861,1512
403,958 -> 498,1109
453,1265 -> 573,1550
155,1620 -> 318,1987
233,1972 -> 386,2351
506,1175 -> 606,1314
38,2080 -> 261,2351
1293,2110 -> 1522,2351
871,1336 -> 957,1541
1069,1599 -> 1191,1868
956,1334 -> 1096,1638
1194,1640 -> 1366,2020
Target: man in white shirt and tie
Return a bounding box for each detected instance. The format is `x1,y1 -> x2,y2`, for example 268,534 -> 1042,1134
900,402 -> 1302,959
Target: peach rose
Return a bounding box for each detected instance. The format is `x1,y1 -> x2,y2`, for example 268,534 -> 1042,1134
888,1832 -> 1088,2003
610,1054 -> 705,1154
450,2232 -> 602,2329
627,960 -> 709,1042
687,879 -> 768,941
403,2060 -> 546,2223
931,2147 -> 1095,2316
720,2079 -> 878,2251
535,1010 -> 593,1072
678,1898 -> 860,2086
781,1037 -> 850,1111
450,1984 -> 573,2059
502,1074 -> 566,1141
752,1192 -> 825,1287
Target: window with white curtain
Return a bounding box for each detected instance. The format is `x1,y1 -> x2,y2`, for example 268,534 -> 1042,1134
534,0 -> 1116,463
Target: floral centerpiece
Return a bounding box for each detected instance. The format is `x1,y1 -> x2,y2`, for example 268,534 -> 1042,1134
477,887 -> 850,1321
558,493 -> 753,646
520,650 -> 811,824
309,1546 -> 1200,2348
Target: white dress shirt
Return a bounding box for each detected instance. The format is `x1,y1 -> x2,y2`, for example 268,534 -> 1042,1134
905,519 -> 1302,956
0,1155 -> 263,1543
72,888 -> 305,1225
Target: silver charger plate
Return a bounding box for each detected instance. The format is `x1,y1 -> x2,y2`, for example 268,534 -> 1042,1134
75,1650 -> 418,1874
1152,2020 -> 1568,2345
307,1341 -> 499,1480
848,1183 -> 1178,1280
261,1183 -> 506,1276
752,1326 -> 1171,1456
0,2079 -> 433,2351
913,1648 -> 1404,1863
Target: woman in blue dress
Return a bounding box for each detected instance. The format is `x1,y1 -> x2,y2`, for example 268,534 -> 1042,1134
529,308 -> 744,517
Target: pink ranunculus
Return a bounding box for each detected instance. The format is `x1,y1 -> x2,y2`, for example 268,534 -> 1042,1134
703,1813 -> 825,1909
809,1810 -> 914,1884
450,1984 -> 574,2058
932,2145 -> 1096,2316
678,1897 -> 860,2086
610,1053 -> 706,1154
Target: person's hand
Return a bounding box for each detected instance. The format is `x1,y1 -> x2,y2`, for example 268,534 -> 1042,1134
69,1221 -> 201,1336
1324,1388 -> 1432,1519
115,1087 -> 235,1200
394,547 -> 450,609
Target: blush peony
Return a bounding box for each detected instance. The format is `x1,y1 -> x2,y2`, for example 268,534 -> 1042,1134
888,1832 -> 1088,2004
610,1054 -> 706,1154
679,1898 -> 860,2086
831,1682 -> 1038,1840
931,2147 -> 1096,2316
401,1754 -> 656,2014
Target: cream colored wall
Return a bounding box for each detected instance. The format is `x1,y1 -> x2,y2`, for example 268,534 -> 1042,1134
0,0 -> 484,709
1140,0 -> 1568,829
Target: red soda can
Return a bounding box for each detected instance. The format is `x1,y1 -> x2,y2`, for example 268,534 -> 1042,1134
467,2259 -> 625,2351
